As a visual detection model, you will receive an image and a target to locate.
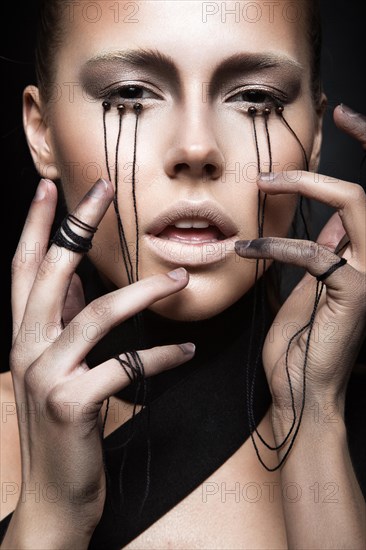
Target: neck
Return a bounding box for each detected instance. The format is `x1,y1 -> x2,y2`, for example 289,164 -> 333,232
79,258 -> 271,402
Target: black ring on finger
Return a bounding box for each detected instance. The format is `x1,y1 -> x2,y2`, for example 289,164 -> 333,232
51,214 -> 98,253
316,257 -> 347,282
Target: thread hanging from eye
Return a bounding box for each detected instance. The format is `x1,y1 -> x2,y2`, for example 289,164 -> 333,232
245,104 -> 276,465
275,103 -> 310,240
132,103 -> 143,281
115,103 -> 137,286
102,99 -> 134,284
246,103 -> 299,469
246,106 -> 272,448
101,100 -> 151,518
244,103 -> 325,471
102,101 -> 112,181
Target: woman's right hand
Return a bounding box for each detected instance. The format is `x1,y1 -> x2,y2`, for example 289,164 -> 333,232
5,177 -> 194,548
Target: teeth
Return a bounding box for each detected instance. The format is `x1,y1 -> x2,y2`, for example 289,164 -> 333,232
174,219 -> 210,229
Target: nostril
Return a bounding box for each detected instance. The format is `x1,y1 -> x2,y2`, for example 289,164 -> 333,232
203,163 -> 217,177
174,163 -> 190,175
169,158 -> 222,179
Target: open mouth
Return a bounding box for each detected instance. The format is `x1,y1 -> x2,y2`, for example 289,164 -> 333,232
144,201 -> 238,266
156,219 -> 227,244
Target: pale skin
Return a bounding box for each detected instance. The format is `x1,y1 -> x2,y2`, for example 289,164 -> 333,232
1,1 -> 366,548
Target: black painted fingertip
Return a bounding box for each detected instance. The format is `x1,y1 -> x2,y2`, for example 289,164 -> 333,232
235,239 -> 265,251
339,103 -> 358,117
235,240 -> 252,254
235,239 -> 271,257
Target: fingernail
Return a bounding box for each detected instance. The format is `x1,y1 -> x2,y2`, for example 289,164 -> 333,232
87,178 -> 109,198
235,240 -> 252,252
235,239 -> 268,255
340,104 -> 358,117
33,179 -> 49,202
258,172 -> 278,182
167,267 -> 188,280
178,342 -> 196,355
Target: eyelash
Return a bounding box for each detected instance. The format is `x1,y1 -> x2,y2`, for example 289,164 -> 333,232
225,86 -> 287,108
100,83 -> 287,110
101,83 -> 162,103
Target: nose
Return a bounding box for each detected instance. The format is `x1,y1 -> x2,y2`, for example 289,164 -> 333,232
163,104 -> 224,181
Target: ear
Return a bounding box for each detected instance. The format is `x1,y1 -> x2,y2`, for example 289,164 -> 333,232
23,85 -> 60,180
309,93 -> 327,172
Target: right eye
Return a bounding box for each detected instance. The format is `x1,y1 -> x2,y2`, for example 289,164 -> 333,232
103,84 -> 162,102
117,86 -> 150,99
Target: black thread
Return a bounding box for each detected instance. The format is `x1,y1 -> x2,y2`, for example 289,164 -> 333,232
101,102 -> 151,516
132,105 -> 141,281
103,105 -> 112,183
114,107 -> 135,285
250,111 -> 263,236
246,105 -> 324,471
52,214 -> 97,253
276,106 -> 310,240
316,257 -> 347,282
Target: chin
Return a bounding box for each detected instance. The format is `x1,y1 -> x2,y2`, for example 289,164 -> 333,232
147,278 -> 251,322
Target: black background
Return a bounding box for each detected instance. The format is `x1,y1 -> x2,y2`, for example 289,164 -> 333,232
1,0 -> 366,491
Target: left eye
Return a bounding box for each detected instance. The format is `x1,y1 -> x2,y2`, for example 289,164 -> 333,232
227,90 -> 275,104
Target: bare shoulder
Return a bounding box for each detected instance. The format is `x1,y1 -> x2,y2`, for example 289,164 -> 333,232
0,371 -> 21,520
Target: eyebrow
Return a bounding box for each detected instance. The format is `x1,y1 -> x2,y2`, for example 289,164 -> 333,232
81,48 -> 303,96
210,52 -> 303,95
81,48 -> 180,93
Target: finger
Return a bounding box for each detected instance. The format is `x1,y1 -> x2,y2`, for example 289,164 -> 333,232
315,212 -> 347,251
62,274 -> 86,326
39,268 -> 190,375
292,213 -> 347,291
11,179 -> 57,339
235,238 -> 360,288
22,178 -> 114,331
257,171 -> 366,264
67,343 -> 196,405
333,104 -> 366,149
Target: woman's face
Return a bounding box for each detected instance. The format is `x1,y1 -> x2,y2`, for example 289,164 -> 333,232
36,0 -> 322,320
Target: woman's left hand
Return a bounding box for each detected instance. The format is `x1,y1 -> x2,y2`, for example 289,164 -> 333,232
235,104 -> 366,435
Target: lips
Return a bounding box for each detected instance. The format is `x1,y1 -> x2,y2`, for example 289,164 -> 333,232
144,200 -> 238,267
146,200 -> 237,241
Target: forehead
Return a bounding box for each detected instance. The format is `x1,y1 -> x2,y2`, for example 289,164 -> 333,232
58,0 -> 310,78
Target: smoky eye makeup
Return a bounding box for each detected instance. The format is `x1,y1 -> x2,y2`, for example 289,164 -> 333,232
81,74 -> 165,103
219,75 -> 302,109
79,60 -> 176,102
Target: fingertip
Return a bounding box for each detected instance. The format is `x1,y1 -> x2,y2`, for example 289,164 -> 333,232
257,172 -> 279,185
178,342 -> 196,356
234,240 -> 252,255
334,103 -> 363,127
33,178 -> 56,202
166,267 -> 189,281
333,104 -> 366,145
86,178 -> 114,201
338,103 -> 359,117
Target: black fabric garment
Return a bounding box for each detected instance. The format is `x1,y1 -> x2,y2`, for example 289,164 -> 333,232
81,260 -> 273,548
